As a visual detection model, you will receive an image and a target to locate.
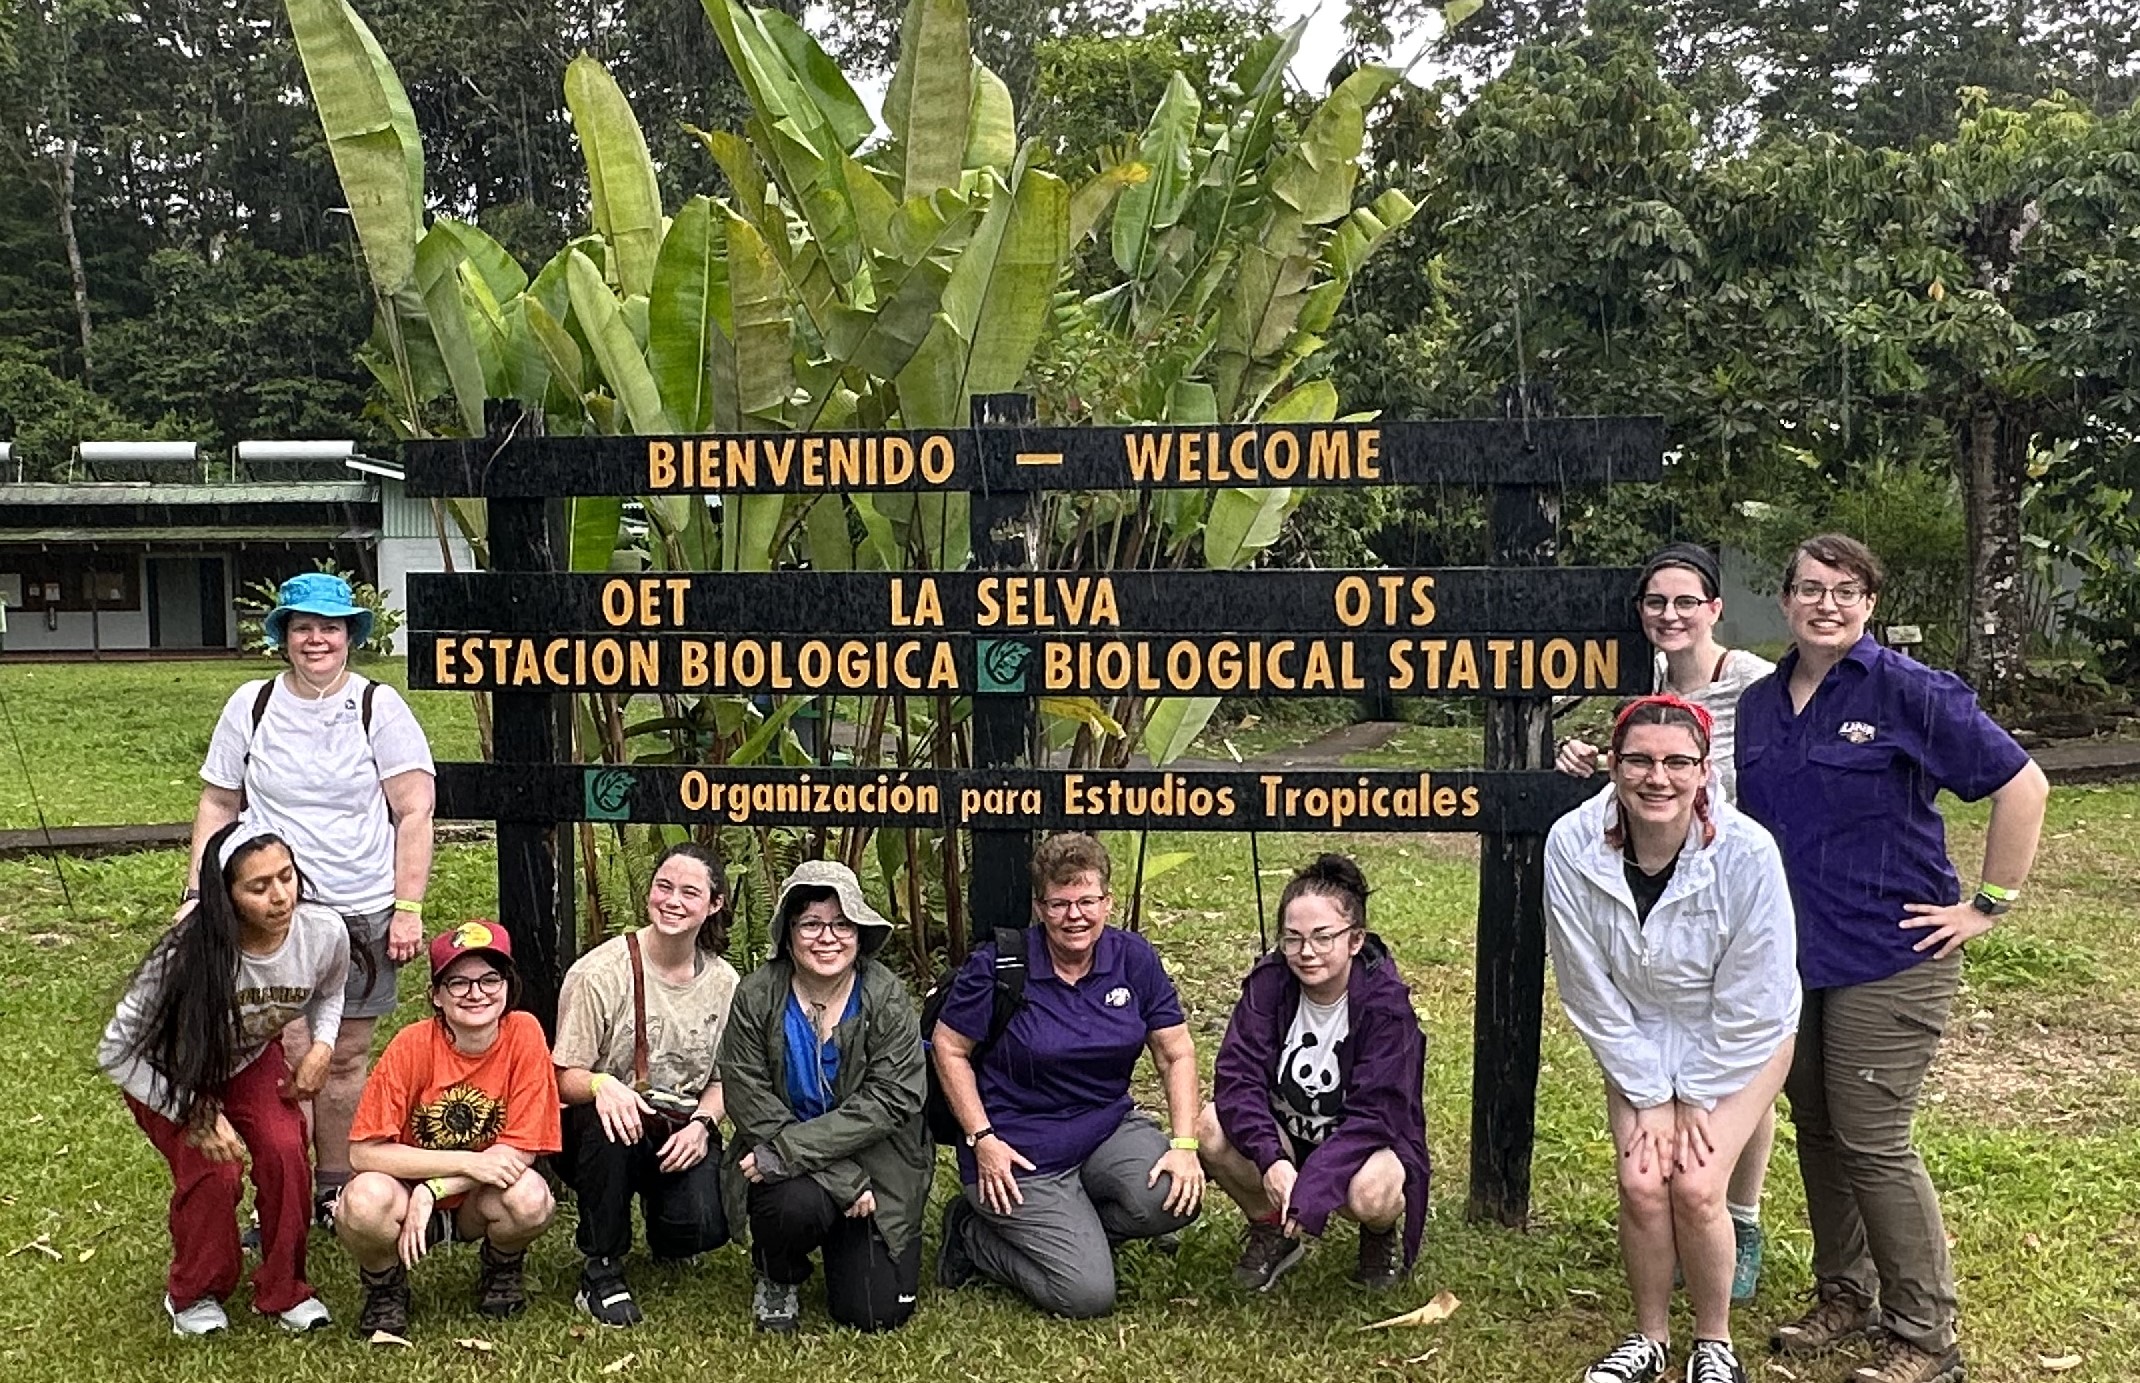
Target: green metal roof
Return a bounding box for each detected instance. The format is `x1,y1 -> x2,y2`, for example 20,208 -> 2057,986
0,482 -> 376,505
0,525 -> 379,544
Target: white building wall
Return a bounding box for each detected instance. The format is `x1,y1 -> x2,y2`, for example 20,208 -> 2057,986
376,533 -> 474,655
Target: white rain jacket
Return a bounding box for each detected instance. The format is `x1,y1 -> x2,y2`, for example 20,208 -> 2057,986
1544,783 -> 1801,1111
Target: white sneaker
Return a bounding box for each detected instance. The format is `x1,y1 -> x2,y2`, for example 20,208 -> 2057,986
276,1297 -> 332,1332
164,1293 -> 230,1337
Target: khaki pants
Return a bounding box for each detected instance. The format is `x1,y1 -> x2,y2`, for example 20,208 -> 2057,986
1785,953 -> 1961,1352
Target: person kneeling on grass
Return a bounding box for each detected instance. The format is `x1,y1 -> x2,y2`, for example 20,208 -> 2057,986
719,862 -> 931,1334
336,921 -> 561,1338
1199,854 -> 1429,1294
1544,696 -> 1800,1383
552,843 -> 741,1327
100,822 -> 352,1336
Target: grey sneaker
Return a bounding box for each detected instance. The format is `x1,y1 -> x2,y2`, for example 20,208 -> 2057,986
751,1274 -> 800,1333
164,1294 -> 229,1337
1231,1219 -> 1306,1291
275,1297 -> 332,1333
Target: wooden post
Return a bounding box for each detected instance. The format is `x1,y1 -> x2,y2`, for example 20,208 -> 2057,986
1467,478 -> 1560,1227
966,393 -> 1038,939
481,403 -> 572,1034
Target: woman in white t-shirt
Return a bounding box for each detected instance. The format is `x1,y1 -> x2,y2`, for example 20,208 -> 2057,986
1554,543 -> 1777,1300
182,571 -> 437,1228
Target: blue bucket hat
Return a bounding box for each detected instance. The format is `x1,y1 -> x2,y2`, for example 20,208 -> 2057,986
263,571 -> 373,650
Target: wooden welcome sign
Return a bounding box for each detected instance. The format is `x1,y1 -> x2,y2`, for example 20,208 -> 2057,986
403,399 -> 1666,1228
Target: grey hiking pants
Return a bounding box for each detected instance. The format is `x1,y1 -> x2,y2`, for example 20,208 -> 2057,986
960,1111 -> 1198,1318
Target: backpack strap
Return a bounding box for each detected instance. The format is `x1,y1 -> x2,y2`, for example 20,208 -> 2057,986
625,931 -> 651,1088
237,678 -> 277,814
361,679 -> 379,734
982,925 -> 1029,1048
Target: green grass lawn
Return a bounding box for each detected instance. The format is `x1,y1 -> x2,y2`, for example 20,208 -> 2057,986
0,665 -> 2134,1379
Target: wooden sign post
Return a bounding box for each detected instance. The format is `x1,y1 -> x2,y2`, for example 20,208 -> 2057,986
405,406 -> 1664,1226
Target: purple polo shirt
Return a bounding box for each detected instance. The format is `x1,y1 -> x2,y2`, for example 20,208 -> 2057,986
939,924 -> 1185,1180
1736,635 -> 2031,991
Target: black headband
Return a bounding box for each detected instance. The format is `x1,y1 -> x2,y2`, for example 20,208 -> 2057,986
1636,543 -> 1721,600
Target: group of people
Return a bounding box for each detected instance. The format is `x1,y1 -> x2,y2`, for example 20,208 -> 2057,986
95,542 -> 2046,1383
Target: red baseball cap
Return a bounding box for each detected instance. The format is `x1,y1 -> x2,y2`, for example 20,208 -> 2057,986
428,919 -> 516,981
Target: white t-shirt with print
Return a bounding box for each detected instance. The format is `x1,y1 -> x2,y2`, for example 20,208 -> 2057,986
200,674 -> 435,914
1272,993 -> 1350,1149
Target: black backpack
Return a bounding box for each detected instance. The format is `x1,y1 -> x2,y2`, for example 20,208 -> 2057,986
918,926 -> 1028,1145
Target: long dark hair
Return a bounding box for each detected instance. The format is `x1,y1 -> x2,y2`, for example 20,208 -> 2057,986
121,823 -> 304,1123
653,842 -> 731,955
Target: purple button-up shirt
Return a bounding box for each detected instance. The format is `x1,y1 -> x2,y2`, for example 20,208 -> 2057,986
939,924 -> 1185,1180
1736,635 -> 2031,991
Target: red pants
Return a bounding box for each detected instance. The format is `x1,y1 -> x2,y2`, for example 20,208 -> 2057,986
125,1045 -> 314,1313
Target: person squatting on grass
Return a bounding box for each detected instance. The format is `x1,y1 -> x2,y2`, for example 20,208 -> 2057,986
719,861 -> 932,1334
337,921 -> 561,1338
552,843 -> 741,1328
1545,696 -> 1801,1383
1554,542 -> 1782,1302
1737,534 -> 2049,1383
100,822 -> 353,1336
184,571 -> 437,1228
931,832 -> 1205,1318
1199,853 -> 1429,1294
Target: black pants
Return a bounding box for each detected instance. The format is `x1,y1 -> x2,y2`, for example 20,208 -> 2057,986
568,1104 -> 729,1262
748,1177 -> 920,1332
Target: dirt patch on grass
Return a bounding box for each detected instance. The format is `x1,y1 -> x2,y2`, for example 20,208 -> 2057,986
1929,1012 -> 2140,1135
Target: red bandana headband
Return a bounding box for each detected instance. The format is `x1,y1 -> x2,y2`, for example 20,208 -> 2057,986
1613,693 -> 1715,743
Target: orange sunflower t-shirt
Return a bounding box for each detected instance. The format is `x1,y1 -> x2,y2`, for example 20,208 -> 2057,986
352,1010 -> 562,1157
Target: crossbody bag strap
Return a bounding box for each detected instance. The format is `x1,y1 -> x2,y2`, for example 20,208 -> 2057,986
625,931 -> 651,1087
1711,648 -> 1731,683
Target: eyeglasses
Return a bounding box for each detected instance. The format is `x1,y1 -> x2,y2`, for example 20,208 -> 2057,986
794,917 -> 858,941
438,971 -> 507,998
1637,594 -> 1712,616
1040,894 -> 1110,917
1787,580 -> 1868,607
1278,926 -> 1358,956
1614,752 -> 1706,776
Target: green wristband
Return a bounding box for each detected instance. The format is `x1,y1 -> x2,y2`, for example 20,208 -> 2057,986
1977,881 -> 2019,902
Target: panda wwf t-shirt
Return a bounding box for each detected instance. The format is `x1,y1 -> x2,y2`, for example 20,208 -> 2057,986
1272,993 -> 1349,1149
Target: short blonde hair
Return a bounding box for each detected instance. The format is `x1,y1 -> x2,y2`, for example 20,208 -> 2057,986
1030,832 -> 1111,895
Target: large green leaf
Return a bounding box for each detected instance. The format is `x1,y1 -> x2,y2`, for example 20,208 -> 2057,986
952,167 -> 1069,396
1271,65 -> 1398,226
1142,695 -> 1221,767
1112,72 -> 1199,276
723,494 -> 788,572
963,62 -> 1016,172
758,9 -> 875,154
568,498 -> 624,572
565,55 -> 665,299
414,226 -> 486,435
284,0 -> 424,302
431,218 -> 529,302
565,247 -> 670,433
882,0 -> 972,200
722,211 -> 796,423
647,196 -> 730,433
803,494 -> 854,571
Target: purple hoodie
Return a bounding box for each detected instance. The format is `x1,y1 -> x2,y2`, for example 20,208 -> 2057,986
1213,934 -> 1431,1265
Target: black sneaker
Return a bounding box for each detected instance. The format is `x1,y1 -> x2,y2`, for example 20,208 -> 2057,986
474,1241 -> 530,1319
1687,1338 -> 1748,1383
751,1274 -> 800,1333
936,1196 -> 978,1290
1585,1332 -> 1670,1383
313,1186 -> 342,1233
576,1256 -> 642,1328
1351,1225 -> 1406,1291
1231,1219 -> 1306,1291
355,1263 -> 410,1339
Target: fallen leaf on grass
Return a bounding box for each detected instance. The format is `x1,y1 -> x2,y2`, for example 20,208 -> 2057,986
1359,1289 -> 1460,1330
367,1330 -> 411,1347
6,1235 -> 59,1261
601,1353 -> 636,1374
74,1248 -> 93,1263
2038,1355 -> 2083,1372
455,1338 -> 496,1353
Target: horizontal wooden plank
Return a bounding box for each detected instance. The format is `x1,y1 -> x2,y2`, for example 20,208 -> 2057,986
400,417 -> 1665,496
408,630 -> 1649,697
435,762 -> 1597,833
408,567 -> 1646,637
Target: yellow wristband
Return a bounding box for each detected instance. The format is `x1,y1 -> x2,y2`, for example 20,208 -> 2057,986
1977,881 -> 2019,902
423,1177 -> 449,1199
1170,1136 -> 1200,1152
392,899 -> 424,915
589,1073 -> 613,1096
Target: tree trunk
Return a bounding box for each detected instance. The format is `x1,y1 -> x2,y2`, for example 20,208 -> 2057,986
1956,397 -> 2029,704
55,134 -> 95,388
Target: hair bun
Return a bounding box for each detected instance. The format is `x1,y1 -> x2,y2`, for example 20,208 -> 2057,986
1300,852 -> 1369,897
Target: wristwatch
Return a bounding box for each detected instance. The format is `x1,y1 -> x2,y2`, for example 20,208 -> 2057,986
964,1125 -> 996,1148
690,1113 -> 716,1133
1970,891 -> 2011,917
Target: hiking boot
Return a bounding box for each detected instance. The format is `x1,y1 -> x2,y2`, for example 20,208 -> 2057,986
355,1264 -> 410,1338
936,1195 -> 978,1290
1850,1339 -> 1966,1383
575,1256 -> 642,1328
1352,1224 -> 1406,1291
1769,1291 -> 1878,1355
752,1274 -> 801,1333
1686,1338 -> 1748,1383
1730,1217 -> 1764,1302
275,1296 -> 332,1333
164,1294 -> 229,1337
1584,1332 -> 1669,1383
474,1241 -> 530,1319
1231,1219 -> 1306,1292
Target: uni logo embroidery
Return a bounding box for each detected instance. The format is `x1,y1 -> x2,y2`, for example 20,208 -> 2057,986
1838,720 -> 1877,744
